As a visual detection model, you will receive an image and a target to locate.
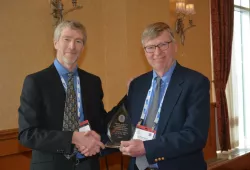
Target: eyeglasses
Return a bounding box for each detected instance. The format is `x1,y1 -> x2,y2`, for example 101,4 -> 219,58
144,41 -> 172,53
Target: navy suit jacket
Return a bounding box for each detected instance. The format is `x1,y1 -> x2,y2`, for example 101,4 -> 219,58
126,63 -> 210,170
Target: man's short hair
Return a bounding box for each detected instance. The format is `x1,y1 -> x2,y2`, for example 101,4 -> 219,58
141,22 -> 175,45
54,20 -> 87,44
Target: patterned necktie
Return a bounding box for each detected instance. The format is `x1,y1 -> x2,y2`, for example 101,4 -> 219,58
136,76 -> 162,170
63,72 -> 79,159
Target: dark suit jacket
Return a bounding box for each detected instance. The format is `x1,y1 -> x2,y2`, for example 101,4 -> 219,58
126,63 -> 210,170
18,64 -> 112,170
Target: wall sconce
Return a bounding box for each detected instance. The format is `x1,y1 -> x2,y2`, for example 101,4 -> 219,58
175,0 -> 196,45
49,0 -> 83,26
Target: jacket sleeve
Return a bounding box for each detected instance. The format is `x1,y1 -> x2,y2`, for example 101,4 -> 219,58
18,75 -> 74,154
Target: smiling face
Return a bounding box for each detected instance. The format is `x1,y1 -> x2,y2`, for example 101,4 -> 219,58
143,30 -> 177,74
54,27 -> 84,71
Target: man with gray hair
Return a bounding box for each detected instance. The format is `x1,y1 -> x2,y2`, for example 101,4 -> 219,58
18,20 -> 118,170
120,22 -> 210,170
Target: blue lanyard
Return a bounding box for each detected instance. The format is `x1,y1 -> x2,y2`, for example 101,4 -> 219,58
138,77 -> 167,130
60,75 -> 81,118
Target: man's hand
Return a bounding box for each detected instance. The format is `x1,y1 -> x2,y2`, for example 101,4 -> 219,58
120,139 -> 146,157
72,130 -> 105,156
77,131 -> 103,156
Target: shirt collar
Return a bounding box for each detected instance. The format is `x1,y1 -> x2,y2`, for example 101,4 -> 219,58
54,59 -> 78,76
153,60 -> 176,84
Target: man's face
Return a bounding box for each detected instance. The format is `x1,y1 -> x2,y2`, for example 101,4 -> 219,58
143,30 -> 177,72
54,27 -> 84,67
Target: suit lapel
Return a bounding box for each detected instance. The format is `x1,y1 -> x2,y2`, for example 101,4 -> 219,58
156,64 -> 184,136
77,69 -> 88,121
132,72 -> 153,126
49,64 -> 65,94
47,64 -> 66,127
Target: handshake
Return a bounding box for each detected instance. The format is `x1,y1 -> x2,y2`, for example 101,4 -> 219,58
72,131 -> 105,157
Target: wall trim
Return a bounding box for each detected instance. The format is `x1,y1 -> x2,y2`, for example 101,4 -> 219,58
0,128 -> 30,157
0,128 -> 18,141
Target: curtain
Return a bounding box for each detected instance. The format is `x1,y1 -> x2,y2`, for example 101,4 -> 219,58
227,4 -> 250,149
211,0 -> 234,151
225,65 -> 239,149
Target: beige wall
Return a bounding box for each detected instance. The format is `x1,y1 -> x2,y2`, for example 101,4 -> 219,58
169,0 -> 211,79
0,0 -> 211,130
0,0 -> 54,130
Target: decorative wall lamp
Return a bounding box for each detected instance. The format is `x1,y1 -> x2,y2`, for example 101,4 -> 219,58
175,0 -> 196,45
49,0 -> 83,26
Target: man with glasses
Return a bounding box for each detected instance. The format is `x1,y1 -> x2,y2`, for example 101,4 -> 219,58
120,22 -> 210,170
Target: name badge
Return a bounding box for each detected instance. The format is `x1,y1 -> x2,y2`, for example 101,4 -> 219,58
132,125 -> 156,141
79,120 -> 91,132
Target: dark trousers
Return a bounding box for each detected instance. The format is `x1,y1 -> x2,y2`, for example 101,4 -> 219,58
74,158 -> 100,170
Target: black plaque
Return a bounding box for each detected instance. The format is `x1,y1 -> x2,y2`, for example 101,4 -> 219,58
106,104 -> 134,148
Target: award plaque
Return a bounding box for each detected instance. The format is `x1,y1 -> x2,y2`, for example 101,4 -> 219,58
106,103 -> 134,148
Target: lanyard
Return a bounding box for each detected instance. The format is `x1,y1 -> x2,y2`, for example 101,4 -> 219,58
60,75 -> 81,118
138,77 -> 168,130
